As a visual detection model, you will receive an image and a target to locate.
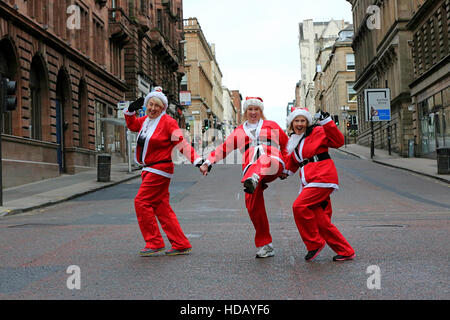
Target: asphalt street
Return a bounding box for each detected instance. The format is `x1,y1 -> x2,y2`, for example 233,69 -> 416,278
0,149 -> 449,300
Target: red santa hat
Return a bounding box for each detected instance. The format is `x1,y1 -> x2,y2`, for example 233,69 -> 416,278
287,107 -> 313,128
243,97 -> 264,113
144,86 -> 168,110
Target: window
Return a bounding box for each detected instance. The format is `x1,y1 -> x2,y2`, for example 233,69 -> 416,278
110,39 -> 122,78
157,9 -> 162,31
93,19 -> 105,64
95,101 -> 106,152
140,0 -> 146,14
347,82 -> 357,102
30,59 -> 43,140
346,53 -> 355,71
78,80 -> 89,148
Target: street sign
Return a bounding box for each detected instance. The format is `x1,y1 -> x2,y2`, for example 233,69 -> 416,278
180,91 -> 191,106
364,88 -> 391,121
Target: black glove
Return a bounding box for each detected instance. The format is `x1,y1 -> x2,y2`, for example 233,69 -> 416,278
318,110 -> 330,121
195,159 -> 204,168
128,97 -> 145,112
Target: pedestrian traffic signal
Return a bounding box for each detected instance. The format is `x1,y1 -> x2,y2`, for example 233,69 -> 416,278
1,77 -> 17,112
333,115 -> 339,126
203,119 -> 210,131
185,123 -> 190,131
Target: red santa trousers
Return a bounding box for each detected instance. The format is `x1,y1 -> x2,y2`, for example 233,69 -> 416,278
243,155 -> 284,248
292,187 -> 354,256
134,171 -> 191,250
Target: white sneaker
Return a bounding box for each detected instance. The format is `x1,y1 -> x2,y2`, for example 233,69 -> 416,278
244,173 -> 260,194
255,243 -> 274,258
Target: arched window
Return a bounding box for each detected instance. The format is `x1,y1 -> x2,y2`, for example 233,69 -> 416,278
0,38 -> 18,135
29,55 -> 49,140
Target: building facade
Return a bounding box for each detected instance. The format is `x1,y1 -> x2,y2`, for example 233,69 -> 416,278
407,0 -> 450,158
347,0 -> 424,157
182,17 -> 214,148
298,19 -> 350,113
210,43 -> 224,141
0,0 -> 185,188
230,90 -> 242,125
222,86 -> 237,138
316,27 -> 357,137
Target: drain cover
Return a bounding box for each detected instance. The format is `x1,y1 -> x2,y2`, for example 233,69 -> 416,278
7,223 -> 65,228
360,224 -> 406,228
185,233 -> 203,238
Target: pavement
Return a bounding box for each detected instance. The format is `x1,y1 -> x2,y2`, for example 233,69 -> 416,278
1,143 -> 448,218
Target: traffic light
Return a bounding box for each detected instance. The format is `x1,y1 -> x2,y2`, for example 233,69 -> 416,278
185,122 -> 190,131
333,115 -> 339,126
1,77 -> 17,112
203,119 -> 210,131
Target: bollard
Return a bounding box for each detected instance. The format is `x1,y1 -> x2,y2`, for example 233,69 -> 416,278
436,147 -> 450,174
97,154 -> 111,182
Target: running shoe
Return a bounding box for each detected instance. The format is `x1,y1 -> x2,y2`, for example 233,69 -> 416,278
244,173 -> 260,194
256,243 -> 275,258
139,247 -> 165,257
333,254 -> 355,261
165,247 -> 192,256
304,242 -> 326,261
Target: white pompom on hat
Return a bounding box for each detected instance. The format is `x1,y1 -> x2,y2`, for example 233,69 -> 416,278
287,108 -> 313,128
143,86 -> 168,110
243,96 -> 264,113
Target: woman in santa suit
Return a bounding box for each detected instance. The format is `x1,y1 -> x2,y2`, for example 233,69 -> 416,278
124,87 -> 204,257
199,97 -> 289,258
281,108 -> 355,262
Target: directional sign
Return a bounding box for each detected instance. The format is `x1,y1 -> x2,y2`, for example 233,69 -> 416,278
364,88 -> 391,121
180,91 -> 191,106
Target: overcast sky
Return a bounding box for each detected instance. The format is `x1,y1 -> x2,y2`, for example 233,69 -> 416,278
183,0 -> 353,129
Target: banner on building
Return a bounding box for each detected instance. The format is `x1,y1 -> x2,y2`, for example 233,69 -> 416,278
364,88 -> 391,121
180,91 -> 191,106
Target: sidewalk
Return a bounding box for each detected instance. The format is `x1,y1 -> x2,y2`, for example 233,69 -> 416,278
337,143 -> 450,184
0,162 -> 141,217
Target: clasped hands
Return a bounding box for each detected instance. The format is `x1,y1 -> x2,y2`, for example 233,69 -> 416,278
196,160 -> 212,176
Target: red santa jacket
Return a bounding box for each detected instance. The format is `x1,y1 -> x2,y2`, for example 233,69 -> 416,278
206,119 -> 289,173
124,108 -> 202,179
285,117 -> 344,190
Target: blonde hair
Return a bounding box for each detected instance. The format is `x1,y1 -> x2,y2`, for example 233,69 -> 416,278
287,115 -> 310,134
241,108 -> 266,124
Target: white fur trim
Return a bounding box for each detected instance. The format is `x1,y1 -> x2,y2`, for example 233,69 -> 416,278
287,109 -> 313,128
270,155 -> 285,169
319,116 -> 333,125
123,107 -> 136,116
204,159 -> 212,166
243,98 -> 264,112
283,169 -> 295,176
243,119 -> 264,141
286,133 -> 304,155
142,167 -> 173,179
305,182 -> 339,190
193,157 -> 203,166
134,112 -> 165,165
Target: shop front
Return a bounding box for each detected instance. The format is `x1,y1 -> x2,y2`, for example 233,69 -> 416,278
418,86 -> 450,158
